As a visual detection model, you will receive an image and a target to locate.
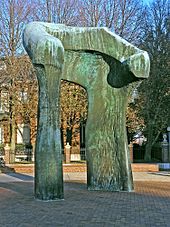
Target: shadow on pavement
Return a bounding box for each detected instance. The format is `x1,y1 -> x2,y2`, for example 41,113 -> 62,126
0,165 -> 15,173
5,172 -> 34,181
148,172 -> 170,176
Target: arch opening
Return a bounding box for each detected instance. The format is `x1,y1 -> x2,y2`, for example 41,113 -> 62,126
60,80 -> 88,163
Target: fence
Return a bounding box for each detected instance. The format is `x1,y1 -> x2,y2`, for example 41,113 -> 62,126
0,144 -> 33,163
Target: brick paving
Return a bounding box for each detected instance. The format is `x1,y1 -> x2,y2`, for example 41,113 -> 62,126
0,172 -> 170,227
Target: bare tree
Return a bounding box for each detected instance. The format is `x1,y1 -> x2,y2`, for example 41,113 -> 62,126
60,80 -> 87,151
33,0 -> 79,25
136,0 -> 170,161
0,0 -> 37,162
78,0 -> 146,43
78,0 -> 104,27
0,0 -> 36,58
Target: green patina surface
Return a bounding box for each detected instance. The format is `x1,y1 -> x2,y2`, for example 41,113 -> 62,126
23,22 -> 150,200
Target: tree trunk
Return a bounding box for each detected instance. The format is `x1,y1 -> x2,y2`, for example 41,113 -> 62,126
144,128 -> 153,162
9,100 -> 16,163
144,142 -> 152,162
10,117 -> 16,163
34,65 -> 63,200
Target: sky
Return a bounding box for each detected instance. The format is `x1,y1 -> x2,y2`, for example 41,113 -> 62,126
143,0 -> 153,4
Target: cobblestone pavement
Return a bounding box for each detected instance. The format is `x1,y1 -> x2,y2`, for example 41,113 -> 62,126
0,172 -> 170,227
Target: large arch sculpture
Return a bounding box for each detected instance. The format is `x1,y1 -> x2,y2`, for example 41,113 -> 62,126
23,22 -> 150,200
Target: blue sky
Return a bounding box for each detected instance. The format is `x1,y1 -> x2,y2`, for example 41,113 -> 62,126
143,0 -> 153,4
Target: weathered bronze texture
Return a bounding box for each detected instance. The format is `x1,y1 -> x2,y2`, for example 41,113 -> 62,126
23,22 -> 150,200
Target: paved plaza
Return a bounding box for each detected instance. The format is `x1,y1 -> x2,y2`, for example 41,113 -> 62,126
0,171 -> 170,227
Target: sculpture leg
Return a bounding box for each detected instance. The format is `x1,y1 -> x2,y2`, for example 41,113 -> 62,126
86,86 -> 133,192
34,64 -> 63,200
